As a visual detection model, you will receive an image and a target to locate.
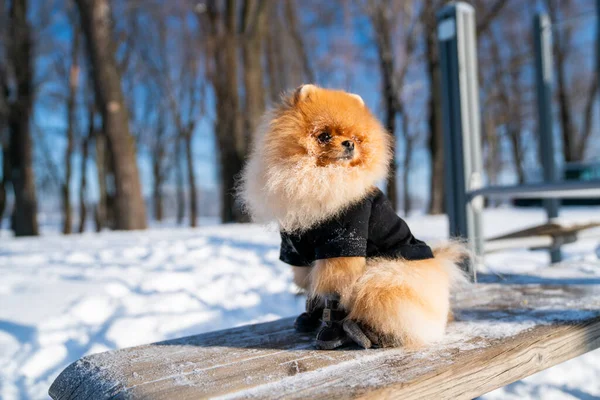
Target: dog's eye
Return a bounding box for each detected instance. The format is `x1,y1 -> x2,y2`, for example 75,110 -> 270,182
317,132 -> 331,144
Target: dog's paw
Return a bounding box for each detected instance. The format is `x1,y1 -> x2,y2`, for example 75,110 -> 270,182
343,320 -> 398,349
342,320 -> 372,349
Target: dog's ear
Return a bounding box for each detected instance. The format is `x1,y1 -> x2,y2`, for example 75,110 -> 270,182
348,93 -> 364,106
293,84 -> 318,104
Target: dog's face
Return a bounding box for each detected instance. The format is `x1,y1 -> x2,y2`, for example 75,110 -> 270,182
240,84 -> 391,231
267,84 -> 390,170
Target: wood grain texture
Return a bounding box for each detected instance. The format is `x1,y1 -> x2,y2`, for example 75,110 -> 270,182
49,284 -> 600,400
488,221 -> 600,241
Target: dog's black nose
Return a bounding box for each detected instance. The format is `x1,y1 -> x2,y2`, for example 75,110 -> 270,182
341,140 -> 354,151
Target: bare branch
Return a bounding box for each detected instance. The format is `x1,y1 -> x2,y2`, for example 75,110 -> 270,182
477,0 -> 509,35
284,0 -> 315,83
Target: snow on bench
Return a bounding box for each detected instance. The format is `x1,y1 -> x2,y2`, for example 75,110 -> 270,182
49,283 -> 600,400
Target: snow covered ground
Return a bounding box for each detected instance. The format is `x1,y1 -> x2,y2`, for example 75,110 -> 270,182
1,207 -> 600,400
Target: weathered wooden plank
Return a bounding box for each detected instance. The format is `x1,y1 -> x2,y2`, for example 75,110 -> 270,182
488,221 -> 600,241
49,284 -> 600,400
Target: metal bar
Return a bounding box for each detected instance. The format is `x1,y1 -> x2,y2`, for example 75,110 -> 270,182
460,4 -> 485,267
468,180 -> 600,200
534,13 -> 561,262
437,3 -> 484,280
438,14 -> 460,238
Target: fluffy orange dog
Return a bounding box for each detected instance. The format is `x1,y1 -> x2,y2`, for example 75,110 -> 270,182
240,84 -> 467,350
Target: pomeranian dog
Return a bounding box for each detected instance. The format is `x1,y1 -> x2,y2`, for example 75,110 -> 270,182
239,84 -> 468,350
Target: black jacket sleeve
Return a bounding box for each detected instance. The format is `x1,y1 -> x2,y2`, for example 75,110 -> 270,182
280,232 -> 311,266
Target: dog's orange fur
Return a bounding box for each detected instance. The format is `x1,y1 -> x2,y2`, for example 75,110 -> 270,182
239,84 -> 469,348
292,266 -> 311,291
239,84 -> 391,233
345,242 -> 468,348
311,257 -> 366,305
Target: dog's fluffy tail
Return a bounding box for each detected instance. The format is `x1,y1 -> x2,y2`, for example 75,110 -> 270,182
346,241 -> 470,348
432,240 -> 471,287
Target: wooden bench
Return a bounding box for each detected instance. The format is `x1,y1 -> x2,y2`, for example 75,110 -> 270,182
49,283 -> 600,400
485,221 -> 600,253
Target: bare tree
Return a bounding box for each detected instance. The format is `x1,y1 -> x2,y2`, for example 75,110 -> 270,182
368,0 -> 418,213
0,2 -> 6,223
78,100 -> 95,233
369,0 -> 399,210
421,0 -> 444,215
75,0 -> 147,230
145,99 -> 168,222
475,1 -> 540,196
0,64 -> 8,225
0,149 -> 6,226
175,139 -> 185,224
547,0 -> 599,162
130,86 -> 170,224
93,126 -> 113,231
241,0 -> 268,155
283,0 -> 315,83
62,14 -> 81,234
264,8 -> 286,103
487,27 -> 529,184
138,5 -> 205,227
200,0 -> 247,223
479,45 -> 507,193
5,0 -> 39,236
264,1 -> 315,104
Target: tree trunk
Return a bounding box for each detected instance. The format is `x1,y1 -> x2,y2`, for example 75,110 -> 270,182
9,0 -> 38,236
400,99 -> 413,216
0,68 -> 8,225
283,0 -> 314,83
150,108 -> 165,223
576,73 -> 599,160
483,111 -> 500,207
555,47 -> 577,162
184,133 -> 197,227
370,3 -> 398,210
152,152 -> 163,222
78,135 -> 89,233
265,21 -> 283,103
547,1 -> 577,163
62,158 -> 73,233
205,0 -> 247,223
95,131 -> 107,232
224,1 -> 245,223
0,143 -> 7,225
75,0 -> 147,230
242,0 -> 267,154
507,124 -> 526,184
176,138 -> 185,225
62,23 -> 80,234
575,7 -> 600,161
385,108 -> 398,210
402,138 -> 413,216
218,146 -> 245,223
423,0 -> 444,215
78,104 -> 94,233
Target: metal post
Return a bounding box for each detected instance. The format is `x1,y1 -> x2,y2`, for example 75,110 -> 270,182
437,2 -> 484,280
533,14 -> 561,263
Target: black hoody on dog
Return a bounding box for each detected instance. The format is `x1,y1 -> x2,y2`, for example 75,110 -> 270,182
280,188 -> 434,267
